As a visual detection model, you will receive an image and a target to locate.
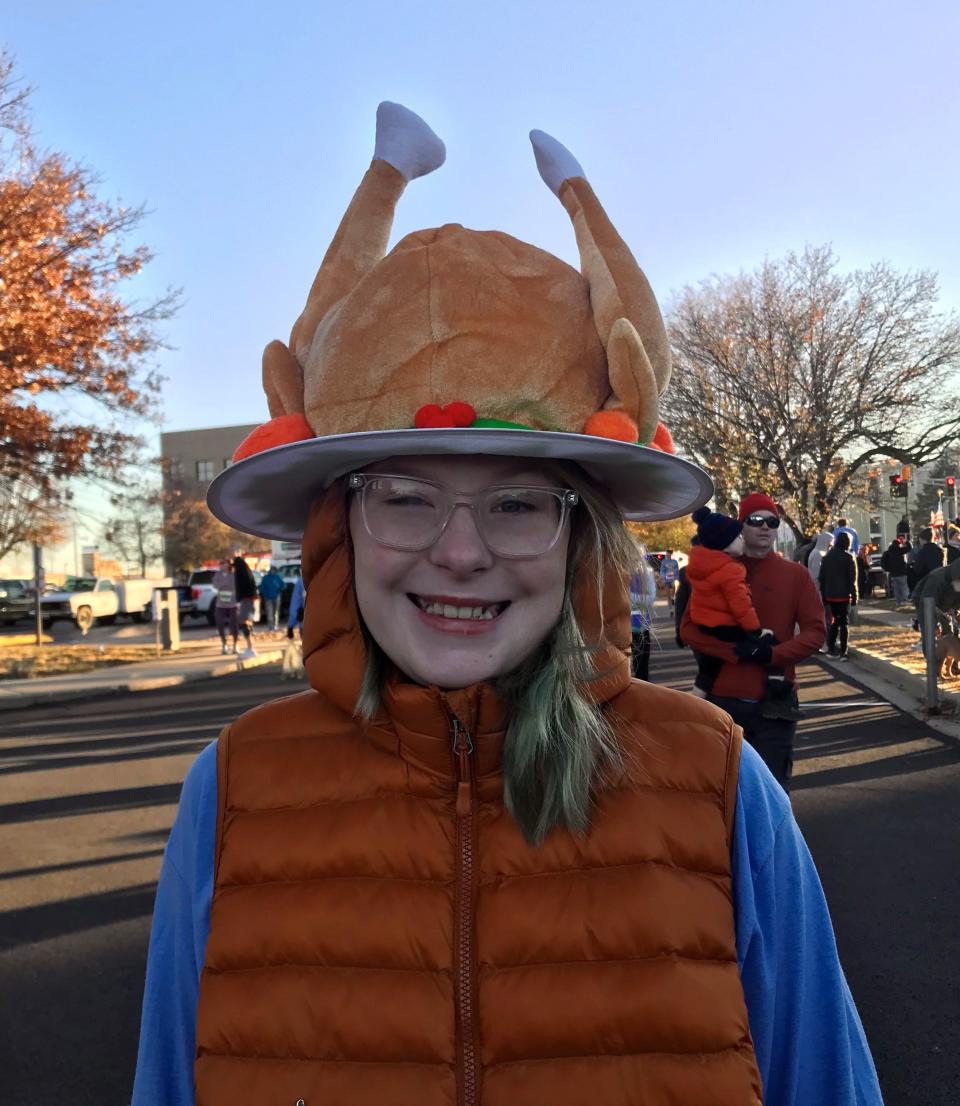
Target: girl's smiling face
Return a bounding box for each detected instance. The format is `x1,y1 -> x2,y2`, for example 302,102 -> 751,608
349,455 -> 571,689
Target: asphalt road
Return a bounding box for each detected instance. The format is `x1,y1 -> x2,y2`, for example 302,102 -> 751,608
2,640 -> 958,1104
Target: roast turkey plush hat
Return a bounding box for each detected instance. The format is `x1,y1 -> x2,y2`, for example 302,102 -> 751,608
207,102 -> 712,540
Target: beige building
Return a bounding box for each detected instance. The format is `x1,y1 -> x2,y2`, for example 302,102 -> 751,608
160,424 -> 258,500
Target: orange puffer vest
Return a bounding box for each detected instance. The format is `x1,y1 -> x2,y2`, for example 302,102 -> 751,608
194,491 -> 763,1105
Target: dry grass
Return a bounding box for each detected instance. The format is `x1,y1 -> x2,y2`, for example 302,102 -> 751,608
849,621 -> 960,685
0,645 -> 160,680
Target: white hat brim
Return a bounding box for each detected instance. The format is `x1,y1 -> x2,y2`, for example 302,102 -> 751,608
206,428 -> 713,541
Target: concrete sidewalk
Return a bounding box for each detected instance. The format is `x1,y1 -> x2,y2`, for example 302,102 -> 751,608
0,638 -> 286,711
853,599 -> 916,629
0,598 -> 924,714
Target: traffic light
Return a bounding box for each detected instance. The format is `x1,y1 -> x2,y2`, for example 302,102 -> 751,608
889,473 -> 903,497
947,476 -> 956,490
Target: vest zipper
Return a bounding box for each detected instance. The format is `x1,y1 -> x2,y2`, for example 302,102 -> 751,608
452,716 -> 479,1106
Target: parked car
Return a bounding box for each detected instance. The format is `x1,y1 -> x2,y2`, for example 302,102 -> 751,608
176,583 -> 197,620
0,579 -> 36,626
41,576 -> 172,633
186,569 -> 219,625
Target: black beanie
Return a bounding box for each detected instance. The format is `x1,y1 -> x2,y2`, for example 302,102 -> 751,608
692,506 -> 743,551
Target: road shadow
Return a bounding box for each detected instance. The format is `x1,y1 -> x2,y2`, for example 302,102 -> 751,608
0,847 -> 164,884
0,883 -> 157,951
0,782 -> 184,825
0,913 -> 150,1106
0,736 -> 211,776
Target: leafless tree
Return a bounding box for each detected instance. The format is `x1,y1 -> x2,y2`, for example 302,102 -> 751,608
0,470 -> 64,560
662,245 -> 960,534
102,478 -> 165,577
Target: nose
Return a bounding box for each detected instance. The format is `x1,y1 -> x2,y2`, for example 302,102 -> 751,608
428,504 -> 494,573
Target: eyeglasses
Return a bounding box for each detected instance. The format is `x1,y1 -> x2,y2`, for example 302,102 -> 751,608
743,514 -> 780,530
347,473 -> 579,558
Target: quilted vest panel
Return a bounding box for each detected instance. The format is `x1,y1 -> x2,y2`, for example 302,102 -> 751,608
194,679 -> 763,1106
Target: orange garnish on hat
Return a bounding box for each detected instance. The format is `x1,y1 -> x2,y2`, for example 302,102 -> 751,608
233,414 -> 314,462
583,411 -> 639,443
648,422 -> 676,453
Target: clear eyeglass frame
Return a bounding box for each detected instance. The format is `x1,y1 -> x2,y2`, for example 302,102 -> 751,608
347,472 -> 580,559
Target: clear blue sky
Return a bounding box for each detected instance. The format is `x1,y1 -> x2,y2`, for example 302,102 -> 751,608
6,0 -> 959,442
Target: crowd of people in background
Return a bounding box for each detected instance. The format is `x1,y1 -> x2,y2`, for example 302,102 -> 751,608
790,513 -> 960,663
623,501 -> 960,779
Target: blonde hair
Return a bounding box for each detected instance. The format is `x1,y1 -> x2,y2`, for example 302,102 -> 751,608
353,462 -> 642,845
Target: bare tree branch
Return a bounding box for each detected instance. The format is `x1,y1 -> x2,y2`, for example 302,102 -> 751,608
662,245 -> 960,533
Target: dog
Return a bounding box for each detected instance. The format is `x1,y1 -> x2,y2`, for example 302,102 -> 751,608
281,638 -> 304,680
935,628 -> 960,679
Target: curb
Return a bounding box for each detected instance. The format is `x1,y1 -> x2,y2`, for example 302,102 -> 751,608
0,648 -> 284,711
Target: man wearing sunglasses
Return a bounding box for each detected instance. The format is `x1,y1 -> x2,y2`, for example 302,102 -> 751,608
680,492 -> 826,790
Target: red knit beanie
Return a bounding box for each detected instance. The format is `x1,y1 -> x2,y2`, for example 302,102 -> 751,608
738,492 -> 779,521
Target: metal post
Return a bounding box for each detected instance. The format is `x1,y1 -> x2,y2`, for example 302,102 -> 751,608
922,596 -> 940,712
33,543 -> 44,647
904,480 -> 910,541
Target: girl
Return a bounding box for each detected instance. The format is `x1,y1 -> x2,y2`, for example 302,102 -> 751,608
132,102 -> 882,1106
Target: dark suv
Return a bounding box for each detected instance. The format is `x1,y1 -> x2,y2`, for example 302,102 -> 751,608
0,579 -> 36,626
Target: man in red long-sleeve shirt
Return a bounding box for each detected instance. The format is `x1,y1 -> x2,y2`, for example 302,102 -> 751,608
680,492 -> 826,790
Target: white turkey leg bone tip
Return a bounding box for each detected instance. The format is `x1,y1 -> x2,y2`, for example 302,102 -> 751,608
529,129 -> 584,196
374,101 -> 446,182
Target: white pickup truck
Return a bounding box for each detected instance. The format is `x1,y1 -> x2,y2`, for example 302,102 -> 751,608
41,576 -> 173,633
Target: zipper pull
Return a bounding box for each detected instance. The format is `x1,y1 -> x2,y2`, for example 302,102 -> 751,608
452,718 -> 474,817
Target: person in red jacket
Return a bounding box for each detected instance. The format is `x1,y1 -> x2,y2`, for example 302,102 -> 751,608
686,506 -> 798,721
680,492 -> 826,790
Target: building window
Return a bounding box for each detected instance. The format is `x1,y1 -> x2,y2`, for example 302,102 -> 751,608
196,460 -> 215,481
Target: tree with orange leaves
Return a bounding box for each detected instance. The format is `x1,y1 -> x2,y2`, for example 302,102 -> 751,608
0,52 -> 178,559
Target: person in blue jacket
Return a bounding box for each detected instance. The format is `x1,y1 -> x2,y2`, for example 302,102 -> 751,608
257,565 -> 285,630
285,572 -> 305,638
833,517 -> 861,555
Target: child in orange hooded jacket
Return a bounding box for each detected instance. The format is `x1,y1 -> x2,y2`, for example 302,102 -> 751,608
687,506 -> 801,721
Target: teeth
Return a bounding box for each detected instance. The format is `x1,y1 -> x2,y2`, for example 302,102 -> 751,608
419,599 -> 499,620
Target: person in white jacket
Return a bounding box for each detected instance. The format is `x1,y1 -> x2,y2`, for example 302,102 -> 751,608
807,531 -> 834,585
807,531 -> 834,646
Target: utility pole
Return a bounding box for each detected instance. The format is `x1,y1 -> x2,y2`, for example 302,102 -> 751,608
33,542 -> 44,646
